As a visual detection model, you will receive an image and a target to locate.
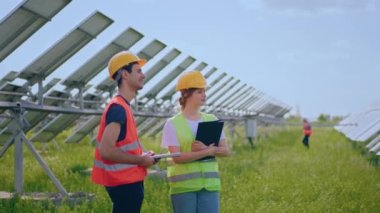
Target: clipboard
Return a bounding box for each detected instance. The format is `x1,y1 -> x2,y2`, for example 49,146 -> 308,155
195,120 -> 224,146
195,120 -> 224,161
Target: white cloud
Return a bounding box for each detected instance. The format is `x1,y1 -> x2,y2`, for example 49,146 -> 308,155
239,0 -> 265,11
239,0 -> 377,15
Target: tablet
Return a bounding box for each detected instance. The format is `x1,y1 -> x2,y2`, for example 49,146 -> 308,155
152,152 -> 181,159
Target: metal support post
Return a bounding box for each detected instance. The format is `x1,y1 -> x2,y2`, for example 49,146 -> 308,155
14,107 -> 24,194
79,86 -> 84,109
14,128 -> 23,193
22,133 -> 68,196
1,104 -> 69,196
38,79 -> 44,105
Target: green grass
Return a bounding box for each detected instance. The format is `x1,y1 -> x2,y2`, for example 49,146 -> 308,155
0,127 -> 379,212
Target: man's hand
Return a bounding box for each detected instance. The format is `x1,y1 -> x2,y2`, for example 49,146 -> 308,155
139,152 -> 155,167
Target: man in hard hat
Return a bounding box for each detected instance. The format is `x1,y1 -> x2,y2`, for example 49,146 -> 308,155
92,51 -> 155,213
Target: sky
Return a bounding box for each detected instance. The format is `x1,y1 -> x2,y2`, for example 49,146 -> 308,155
0,0 -> 379,119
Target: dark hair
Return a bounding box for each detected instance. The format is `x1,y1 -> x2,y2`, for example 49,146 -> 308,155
113,62 -> 139,87
179,88 -> 197,110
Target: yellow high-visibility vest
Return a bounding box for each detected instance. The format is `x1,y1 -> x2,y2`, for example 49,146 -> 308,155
167,112 -> 221,195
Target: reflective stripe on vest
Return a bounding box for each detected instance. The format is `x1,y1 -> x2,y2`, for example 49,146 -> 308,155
94,140 -> 140,171
168,171 -> 219,182
93,159 -> 136,171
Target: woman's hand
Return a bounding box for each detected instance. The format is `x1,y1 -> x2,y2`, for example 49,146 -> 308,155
215,146 -> 228,155
214,139 -> 231,157
206,144 -> 218,156
191,140 -> 207,152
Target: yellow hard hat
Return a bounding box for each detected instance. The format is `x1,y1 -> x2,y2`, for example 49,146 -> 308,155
108,51 -> 146,79
175,70 -> 207,91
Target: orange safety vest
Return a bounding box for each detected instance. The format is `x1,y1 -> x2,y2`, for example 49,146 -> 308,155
303,123 -> 312,136
92,96 -> 147,186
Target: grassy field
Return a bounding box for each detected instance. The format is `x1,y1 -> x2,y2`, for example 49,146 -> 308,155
0,126 -> 379,212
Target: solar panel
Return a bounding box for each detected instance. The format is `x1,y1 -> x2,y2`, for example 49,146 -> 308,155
204,67 -> 218,78
274,105 -> 290,117
0,2 -> 293,197
370,142 -> 380,152
214,84 -> 247,108
32,39 -> 168,142
17,11 -> 113,85
138,117 -> 162,135
0,112 -> 19,145
64,115 -> 100,143
263,104 -> 283,116
0,78 -> 65,129
0,7 -> 292,143
207,72 -> 227,88
275,106 -> 291,117
140,118 -> 166,136
42,78 -> 61,94
229,94 -> 257,112
207,76 -> 234,100
208,79 -> 240,105
347,112 -> 380,141
4,98 -> 95,143
335,113 -> 359,133
355,118 -> 380,141
0,83 -> 28,102
344,114 -> 372,140
30,113 -> 79,142
137,39 -> 167,62
94,78 -> 114,96
62,28 -> 145,89
0,0 -> 72,61
222,87 -> 252,108
26,86 -> 105,142
136,116 -> 149,126
80,93 -> 102,109
1,89 -> 72,139
0,71 -> 18,87
247,94 -> 266,111
257,103 -> 276,115
142,56 -> 196,99
95,40 -> 171,96
44,89 -> 70,106
144,48 -> 181,84
366,135 -> 380,148
237,95 -> 259,110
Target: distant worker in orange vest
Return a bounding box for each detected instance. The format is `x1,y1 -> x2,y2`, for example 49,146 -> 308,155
302,118 -> 312,148
92,51 -> 156,213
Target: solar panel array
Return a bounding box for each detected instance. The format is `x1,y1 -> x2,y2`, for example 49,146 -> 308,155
335,104 -> 380,156
0,0 -> 291,145
0,0 -> 291,196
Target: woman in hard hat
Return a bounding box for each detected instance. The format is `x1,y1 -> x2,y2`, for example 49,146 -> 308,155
161,70 -> 230,213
